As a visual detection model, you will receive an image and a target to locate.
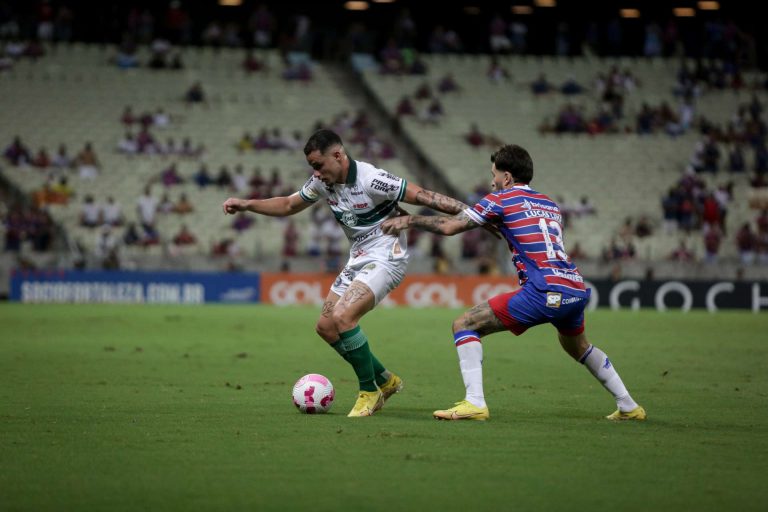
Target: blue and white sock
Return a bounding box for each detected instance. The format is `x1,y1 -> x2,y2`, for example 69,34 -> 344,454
580,344 -> 638,412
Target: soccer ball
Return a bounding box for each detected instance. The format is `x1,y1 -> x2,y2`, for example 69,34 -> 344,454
292,373 -> 335,414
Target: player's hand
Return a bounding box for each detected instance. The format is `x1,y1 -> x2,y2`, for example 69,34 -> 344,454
381,215 -> 411,235
222,198 -> 246,215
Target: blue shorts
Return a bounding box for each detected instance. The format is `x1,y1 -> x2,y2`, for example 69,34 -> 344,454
488,285 -> 591,336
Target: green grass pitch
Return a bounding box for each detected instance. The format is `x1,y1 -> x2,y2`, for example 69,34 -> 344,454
1,304 -> 766,512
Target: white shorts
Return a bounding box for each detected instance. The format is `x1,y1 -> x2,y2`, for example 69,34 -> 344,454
330,236 -> 408,305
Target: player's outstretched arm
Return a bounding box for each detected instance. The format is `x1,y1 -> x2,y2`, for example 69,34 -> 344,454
402,182 -> 468,215
381,211 -> 480,236
222,192 -> 312,217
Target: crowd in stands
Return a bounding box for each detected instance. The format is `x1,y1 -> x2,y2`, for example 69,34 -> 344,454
3,2 -> 768,273
2,202 -> 55,253
4,136 -> 102,181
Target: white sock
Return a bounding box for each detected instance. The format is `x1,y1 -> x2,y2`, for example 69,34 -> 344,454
580,344 -> 638,412
455,332 -> 485,408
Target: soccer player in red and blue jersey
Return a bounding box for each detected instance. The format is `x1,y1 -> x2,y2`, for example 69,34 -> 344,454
381,144 -> 645,422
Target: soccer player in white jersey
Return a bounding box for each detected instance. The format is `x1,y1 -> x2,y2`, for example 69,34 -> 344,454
382,144 -> 645,422
222,129 -> 470,417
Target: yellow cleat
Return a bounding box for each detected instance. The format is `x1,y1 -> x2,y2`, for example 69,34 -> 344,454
606,405 -> 647,421
379,373 -> 404,402
347,390 -> 384,417
433,400 -> 490,421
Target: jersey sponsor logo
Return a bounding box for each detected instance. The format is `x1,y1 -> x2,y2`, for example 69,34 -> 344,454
481,202 -> 495,216
551,268 -> 584,283
561,296 -> 583,305
377,171 -> 399,181
350,188 -> 365,195
546,292 -> 562,308
353,227 -> 379,243
371,179 -> 399,193
520,198 -> 559,212
327,199 -> 339,206
341,211 -> 358,226
353,202 -> 369,209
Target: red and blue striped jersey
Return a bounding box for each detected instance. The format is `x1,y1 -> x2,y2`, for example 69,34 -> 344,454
464,185 -> 587,295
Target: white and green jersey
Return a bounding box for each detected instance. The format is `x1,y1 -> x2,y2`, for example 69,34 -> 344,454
299,159 -> 408,248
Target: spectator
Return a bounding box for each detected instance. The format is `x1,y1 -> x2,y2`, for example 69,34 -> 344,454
173,192 -> 194,214
669,240 -> 695,262
3,136 -> 31,166
487,56 -> 510,83
728,143 -> 746,173
157,192 -> 174,214
237,132 -> 253,152
231,212 -> 254,232
531,73 -> 553,95
3,209 -> 24,252
282,219 -> 299,257
94,224 -> 120,269
735,222 -> 756,264
465,124 -> 484,147
184,81 -> 205,104
215,165 -> 232,189
75,142 -> 100,179
79,195 -> 101,228
232,165 -> 249,193
243,49 -> 265,73
701,193 -> 720,232
121,105 -> 135,126
172,224 -> 197,245
136,186 -> 158,227
437,72 -> 459,94
395,96 -> 415,117
153,108 -> 170,128
569,242 -> 588,260
379,37 -> 403,74
661,188 -> 679,234
561,75 -> 584,95
193,164 -> 212,188
635,216 -> 653,238
160,162 -> 183,186
488,14 -> 511,53
102,196 -> 124,226
703,226 -> 722,263
32,147 -> 50,168
52,144 -> 72,169
122,222 -> 142,246
117,132 -> 138,154
50,176 -> 74,204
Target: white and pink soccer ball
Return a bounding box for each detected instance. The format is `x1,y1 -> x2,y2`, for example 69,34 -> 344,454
292,373 -> 335,414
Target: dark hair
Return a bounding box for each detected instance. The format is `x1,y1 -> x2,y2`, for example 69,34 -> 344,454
303,129 -> 343,156
491,144 -> 533,184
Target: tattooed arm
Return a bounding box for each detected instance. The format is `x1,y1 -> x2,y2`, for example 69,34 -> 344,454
401,182 -> 468,215
381,210 -> 480,236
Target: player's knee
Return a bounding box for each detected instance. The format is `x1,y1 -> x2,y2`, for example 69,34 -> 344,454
452,314 -> 470,334
559,333 -> 589,360
330,309 -> 356,334
315,319 -> 336,342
